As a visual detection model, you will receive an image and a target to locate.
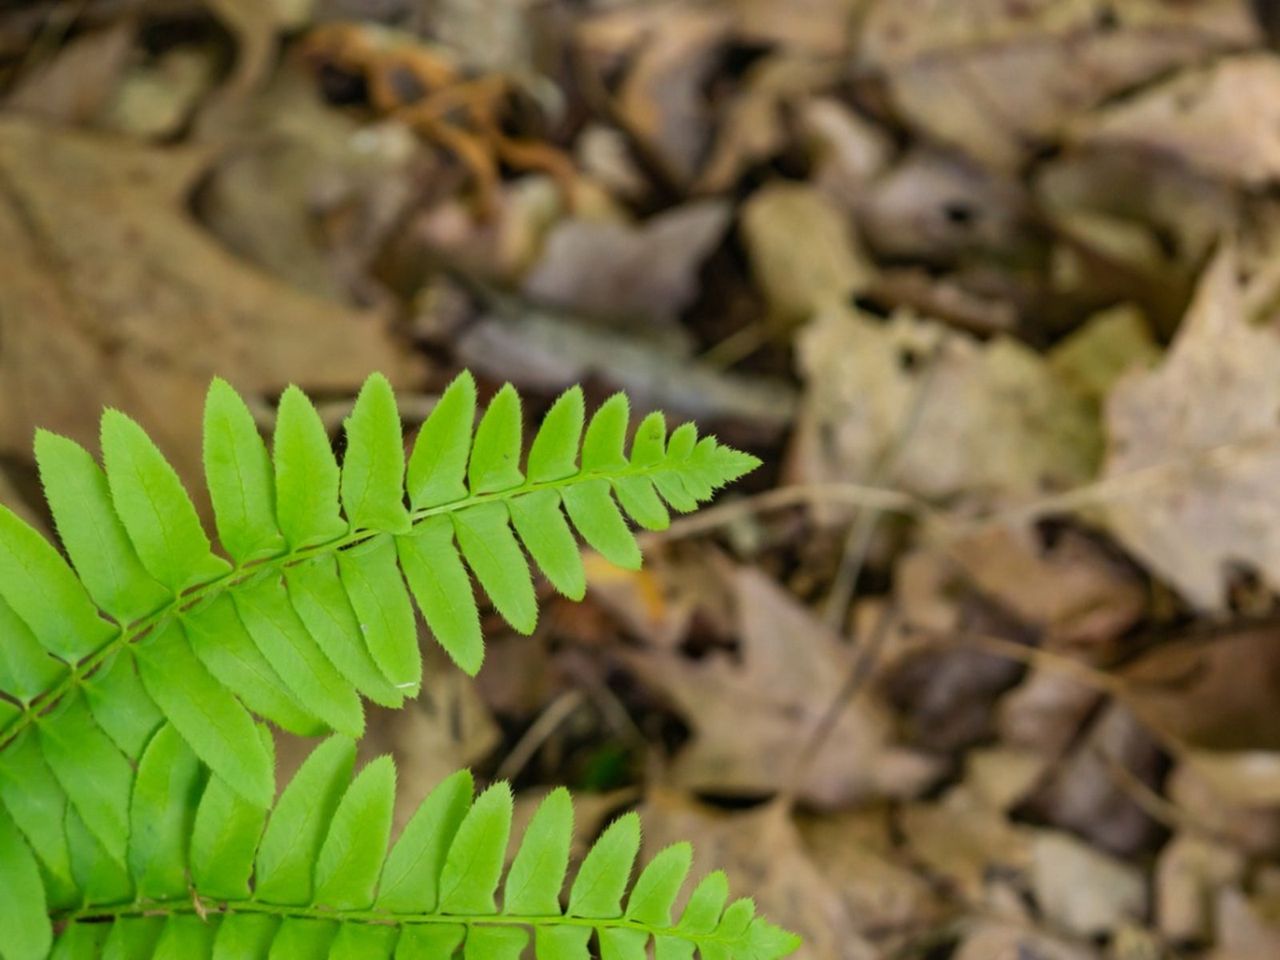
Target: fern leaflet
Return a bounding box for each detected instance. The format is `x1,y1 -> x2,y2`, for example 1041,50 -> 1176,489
0,372 -> 756,798
17,730 -> 799,960
0,371 -> 773,958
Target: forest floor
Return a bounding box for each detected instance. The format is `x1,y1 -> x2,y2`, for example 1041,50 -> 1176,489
5,1 -> 1280,957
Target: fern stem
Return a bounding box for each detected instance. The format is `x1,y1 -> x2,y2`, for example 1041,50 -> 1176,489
0,462 -> 665,751
57,897 -> 749,947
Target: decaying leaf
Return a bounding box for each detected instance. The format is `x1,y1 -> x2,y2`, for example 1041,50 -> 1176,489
641,791 -> 876,960
522,200 -> 731,327
1101,245 -> 1280,609
1072,53 -> 1280,188
627,565 -> 944,806
795,305 -> 1100,506
0,117 -> 412,485
576,4 -> 732,185
861,0 -> 1256,170
741,182 -> 872,331
1031,830 -> 1148,938
458,308 -> 796,443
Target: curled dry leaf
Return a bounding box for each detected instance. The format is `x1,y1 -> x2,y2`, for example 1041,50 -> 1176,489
1071,53 -> 1280,188
741,182 -> 872,331
1031,830 -> 1148,938
522,200 -> 731,327
794,306 -> 1100,506
627,566 -> 944,806
1101,245 -> 1280,610
576,4 -> 732,185
0,117 -> 413,486
1155,833 -> 1245,944
860,0 -> 1256,170
458,309 -> 797,443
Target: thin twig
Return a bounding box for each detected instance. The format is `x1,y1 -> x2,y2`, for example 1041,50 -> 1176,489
495,689 -> 584,783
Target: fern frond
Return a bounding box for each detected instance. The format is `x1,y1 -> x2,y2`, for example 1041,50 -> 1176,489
0,371 -> 756,822
17,730 -> 798,960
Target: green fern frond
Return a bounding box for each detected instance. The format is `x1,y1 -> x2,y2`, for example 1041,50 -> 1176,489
9,730 -> 798,960
0,372 -> 760,941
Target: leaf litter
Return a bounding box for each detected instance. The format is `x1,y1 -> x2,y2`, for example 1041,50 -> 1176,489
7,0 -> 1280,956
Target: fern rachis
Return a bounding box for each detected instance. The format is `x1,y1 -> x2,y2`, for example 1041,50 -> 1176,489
0,370 -> 796,959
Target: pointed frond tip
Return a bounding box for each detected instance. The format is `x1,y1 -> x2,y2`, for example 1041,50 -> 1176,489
8,731 -> 798,960
0,372 -> 759,806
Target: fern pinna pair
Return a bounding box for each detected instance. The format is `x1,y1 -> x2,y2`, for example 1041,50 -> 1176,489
0,371 -> 797,960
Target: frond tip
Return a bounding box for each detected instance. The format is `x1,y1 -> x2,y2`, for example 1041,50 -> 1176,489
26,731 -> 800,960
0,372 -> 759,806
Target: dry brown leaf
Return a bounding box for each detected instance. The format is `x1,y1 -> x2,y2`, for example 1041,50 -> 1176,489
732,0 -> 863,55
696,56 -> 843,194
898,786 -> 1032,903
1048,304 -> 1160,404
577,5 -> 732,185
0,117 -> 413,486
857,149 -> 1035,264
1122,626 -> 1280,751
1211,888 -> 1280,960
1031,830 -> 1148,938
1101,245 -> 1280,610
860,0 -> 1255,170
794,306 -> 1100,506
949,526 -> 1145,648
641,791 -> 876,960
457,309 -> 796,444
5,23 -> 133,125
1072,53 -> 1280,188
1156,833 -> 1245,944
998,666 -> 1101,754
1020,703 -> 1164,857
198,65 -> 425,304
522,200 -> 730,327
798,810 -> 943,948
741,182 -> 872,331
954,923 -> 1098,960
627,565 -> 943,806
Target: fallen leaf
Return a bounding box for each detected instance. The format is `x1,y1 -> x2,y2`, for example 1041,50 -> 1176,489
953,922 -> 1098,960
522,200 -> 731,327
641,791 -> 876,960
797,97 -> 894,210
860,0 -> 1256,170
0,116 -> 413,486
732,0 -> 863,55
1032,830 -> 1148,938
741,182 -> 873,331
856,148 -> 1037,265
1018,703 -> 1164,857
998,666 -> 1101,754
1071,53 -> 1280,188
899,785 -> 1032,903
948,525 -> 1146,648
628,565 -> 944,806
457,308 -> 796,443
1122,626 -> 1280,751
1167,761 -> 1280,857
1212,888 -> 1280,960
1156,833 -> 1245,944
799,809 -> 944,950
696,55 -> 843,194
577,5 -> 732,185
103,46 -> 218,139
1101,245 -> 1280,609
5,23 -> 133,124
795,305 -> 1101,506
1048,304 -> 1161,404
198,64 -> 426,304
